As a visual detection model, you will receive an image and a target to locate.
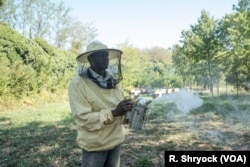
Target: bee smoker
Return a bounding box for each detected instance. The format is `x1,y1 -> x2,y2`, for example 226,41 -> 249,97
123,97 -> 151,130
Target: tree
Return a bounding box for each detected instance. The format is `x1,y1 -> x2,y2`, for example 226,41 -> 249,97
69,22 -> 97,55
0,0 -> 18,29
172,44 -> 192,87
0,0 -> 97,50
218,0 -> 250,95
0,0 -> 56,39
51,0 -> 73,48
0,0 -> 4,6
142,46 -> 172,64
119,43 -> 142,89
179,10 -> 223,95
233,0 -> 250,12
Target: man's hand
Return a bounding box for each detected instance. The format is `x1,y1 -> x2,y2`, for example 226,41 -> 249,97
112,99 -> 134,117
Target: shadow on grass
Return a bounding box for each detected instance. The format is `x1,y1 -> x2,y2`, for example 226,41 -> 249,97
1,94 -> 249,167
121,94 -> 250,166
122,116 -> 250,166
0,115 -> 81,167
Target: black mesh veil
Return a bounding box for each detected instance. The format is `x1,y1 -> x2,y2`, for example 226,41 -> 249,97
76,52 -> 123,88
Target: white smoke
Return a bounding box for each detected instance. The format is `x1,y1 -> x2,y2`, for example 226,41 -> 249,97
154,89 -> 203,114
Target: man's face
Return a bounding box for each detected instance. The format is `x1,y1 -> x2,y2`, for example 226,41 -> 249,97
89,51 -> 109,70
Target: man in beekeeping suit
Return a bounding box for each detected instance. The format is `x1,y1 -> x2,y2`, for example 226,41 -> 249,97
68,41 -> 134,167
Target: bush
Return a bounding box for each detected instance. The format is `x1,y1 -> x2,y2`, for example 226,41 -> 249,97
147,101 -> 180,120
0,23 -> 76,99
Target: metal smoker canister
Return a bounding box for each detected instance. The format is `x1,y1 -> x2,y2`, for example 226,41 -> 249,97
124,98 -> 151,130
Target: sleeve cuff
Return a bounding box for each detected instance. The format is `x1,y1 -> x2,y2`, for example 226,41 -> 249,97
100,109 -> 115,124
107,110 -> 115,120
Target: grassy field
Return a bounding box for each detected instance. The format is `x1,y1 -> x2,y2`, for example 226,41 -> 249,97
0,94 -> 250,167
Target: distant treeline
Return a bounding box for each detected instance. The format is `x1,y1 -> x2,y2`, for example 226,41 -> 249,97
0,22 -> 176,99
172,1 -> 250,95
0,0 -> 249,100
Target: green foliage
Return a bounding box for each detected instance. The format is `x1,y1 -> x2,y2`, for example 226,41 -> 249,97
147,101 -> 180,120
0,23 -> 76,98
0,23 -> 34,64
189,95 -> 249,117
35,38 -> 56,56
34,37 -> 76,92
190,102 -> 216,114
218,6 -> 250,93
173,2 -> 250,94
0,0 -> 97,52
134,157 -> 153,167
0,0 -> 4,6
175,10 -> 223,95
1,0 -> 249,99
0,23 -> 37,97
120,43 -> 180,90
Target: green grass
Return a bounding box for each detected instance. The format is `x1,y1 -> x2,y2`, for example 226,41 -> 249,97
0,102 -> 80,167
1,94 -> 250,167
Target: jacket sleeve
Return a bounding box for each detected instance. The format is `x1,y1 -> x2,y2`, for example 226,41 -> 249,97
68,77 -> 115,131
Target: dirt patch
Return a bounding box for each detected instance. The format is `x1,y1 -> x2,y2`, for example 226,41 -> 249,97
120,111 -> 250,167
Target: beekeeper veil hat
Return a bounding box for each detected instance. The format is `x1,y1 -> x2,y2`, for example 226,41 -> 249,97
76,41 -> 123,84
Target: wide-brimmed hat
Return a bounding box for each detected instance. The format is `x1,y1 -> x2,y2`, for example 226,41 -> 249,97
76,41 -> 122,63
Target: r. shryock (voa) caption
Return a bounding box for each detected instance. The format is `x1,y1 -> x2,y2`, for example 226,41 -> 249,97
165,151 -> 249,167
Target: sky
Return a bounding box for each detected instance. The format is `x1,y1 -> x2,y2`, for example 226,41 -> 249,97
64,0 -> 239,49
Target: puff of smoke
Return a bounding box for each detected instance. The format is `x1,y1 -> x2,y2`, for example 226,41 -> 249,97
154,88 -> 203,114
